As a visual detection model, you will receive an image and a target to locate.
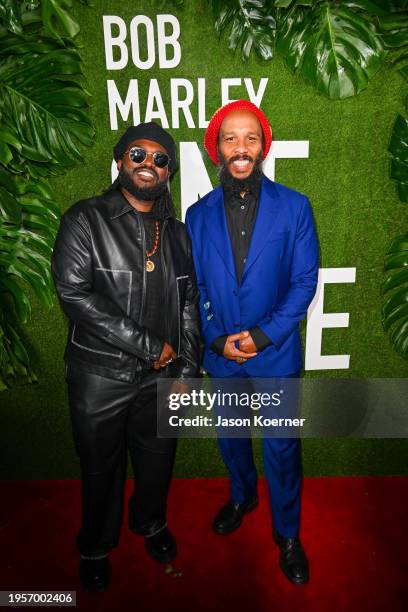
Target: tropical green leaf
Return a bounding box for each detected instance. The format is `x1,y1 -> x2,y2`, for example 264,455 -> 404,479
275,1 -> 387,99
0,171 -> 57,313
0,0 -> 94,390
369,0 -> 408,79
212,0 -> 277,61
0,30 -> 94,177
382,232 -> 408,356
0,127 -> 21,165
0,298 -> 37,389
378,9 -> 408,46
41,0 -> 80,43
388,113 -> 408,202
0,272 -> 31,322
0,0 -> 23,34
274,0 -> 314,7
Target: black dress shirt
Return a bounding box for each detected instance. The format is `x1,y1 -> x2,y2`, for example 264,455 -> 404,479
211,184 -> 272,356
137,210 -> 166,345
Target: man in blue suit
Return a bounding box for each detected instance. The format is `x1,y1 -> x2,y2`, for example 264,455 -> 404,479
185,100 -> 319,585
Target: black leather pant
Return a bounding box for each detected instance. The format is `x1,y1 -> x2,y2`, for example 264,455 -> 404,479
66,363 -> 176,559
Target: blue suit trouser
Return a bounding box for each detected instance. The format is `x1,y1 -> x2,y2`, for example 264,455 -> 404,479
216,372 -> 301,539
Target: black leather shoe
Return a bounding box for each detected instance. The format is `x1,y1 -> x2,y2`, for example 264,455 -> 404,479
145,527 -> 177,563
213,496 -> 259,535
273,529 -> 309,585
79,557 -> 111,593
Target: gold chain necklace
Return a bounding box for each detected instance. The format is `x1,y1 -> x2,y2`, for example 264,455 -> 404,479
145,220 -> 160,272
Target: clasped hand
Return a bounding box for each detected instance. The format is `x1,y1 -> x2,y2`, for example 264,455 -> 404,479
223,331 -> 257,363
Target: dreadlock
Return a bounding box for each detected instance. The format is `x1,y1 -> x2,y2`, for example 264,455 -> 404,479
151,189 -> 176,219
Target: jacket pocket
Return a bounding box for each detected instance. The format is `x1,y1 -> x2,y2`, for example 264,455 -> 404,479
69,267 -> 134,359
71,324 -> 123,358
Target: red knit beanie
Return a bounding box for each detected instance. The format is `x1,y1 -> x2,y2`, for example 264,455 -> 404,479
204,100 -> 272,165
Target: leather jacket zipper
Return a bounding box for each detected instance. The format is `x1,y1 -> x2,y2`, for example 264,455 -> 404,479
138,214 -> 147,326
160,219 -> 171,352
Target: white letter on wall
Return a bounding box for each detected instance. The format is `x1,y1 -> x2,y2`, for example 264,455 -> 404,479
221,78 -> 242,106
144,79 -> 169,127
103,16 -> 128,70
107,80 -> 140,130
244,78 -> 268,107
170,79 -> 195,128
130,15 -> 155,69
180,142 -> 213,220
157,15 -> 181,68
305,267 -> 356,370
263,140 -> 309,181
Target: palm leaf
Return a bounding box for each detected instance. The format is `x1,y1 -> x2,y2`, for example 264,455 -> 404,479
41,0 -> 80,43
389,113 -> 408,203
0,1 -> 91,42
0,297 -> 37,390
274,0 -> 314,7
212,0 -> 277,61
0,1 -> 94,389
382,233 -> 408,357
0,29 -> 94,177
0,170 -> 58,312
377,5 -> 408,80
0,0 -> 22,34
0,169 -> 57,387
275,0 -> 387,99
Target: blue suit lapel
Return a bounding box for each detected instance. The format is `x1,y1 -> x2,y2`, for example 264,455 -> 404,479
204,186 -> 237,282
241,176 -> 281,283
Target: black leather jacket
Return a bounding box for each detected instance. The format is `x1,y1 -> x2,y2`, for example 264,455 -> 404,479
51,187 -> 201,382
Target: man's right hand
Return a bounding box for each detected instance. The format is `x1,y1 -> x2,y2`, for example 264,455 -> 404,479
153,342 -> 177,370
223,332 -> 257,363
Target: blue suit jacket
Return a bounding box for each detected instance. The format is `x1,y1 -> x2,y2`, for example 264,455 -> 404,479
185,176 -> 319,377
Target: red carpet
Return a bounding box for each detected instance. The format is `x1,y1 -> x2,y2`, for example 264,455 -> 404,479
0,477 -> 407,611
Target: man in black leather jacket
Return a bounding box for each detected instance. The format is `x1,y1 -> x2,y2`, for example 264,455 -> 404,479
52,122 -> 201,592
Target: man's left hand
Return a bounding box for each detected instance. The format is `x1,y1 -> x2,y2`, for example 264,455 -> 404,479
239,330 -> 257,354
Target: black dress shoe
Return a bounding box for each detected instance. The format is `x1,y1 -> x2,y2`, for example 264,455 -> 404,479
79,557 -> 111,593
145,527 -> 177,563
273,529 -> 309,585
213,496 -> 259,535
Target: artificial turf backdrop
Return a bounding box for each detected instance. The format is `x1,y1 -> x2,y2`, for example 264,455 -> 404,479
0,0 -> 407,479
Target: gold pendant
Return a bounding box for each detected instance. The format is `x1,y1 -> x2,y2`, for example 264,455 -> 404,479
146,259 -> 155,272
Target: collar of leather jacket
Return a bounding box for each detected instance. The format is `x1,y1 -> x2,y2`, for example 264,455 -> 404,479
102,185 -> 173,221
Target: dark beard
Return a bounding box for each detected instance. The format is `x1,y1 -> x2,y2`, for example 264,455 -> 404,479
218,152 -> 263,193
117,166 -> 169,201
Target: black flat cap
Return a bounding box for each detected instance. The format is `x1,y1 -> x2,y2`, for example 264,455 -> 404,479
113,122 -> 177,172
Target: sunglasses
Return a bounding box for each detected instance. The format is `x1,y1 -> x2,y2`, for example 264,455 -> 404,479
127,146 -> 170,169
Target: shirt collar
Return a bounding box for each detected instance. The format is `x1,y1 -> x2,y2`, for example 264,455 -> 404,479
103,186 -> 134,219
102,186 -> 171,221
223,180 -> 261,206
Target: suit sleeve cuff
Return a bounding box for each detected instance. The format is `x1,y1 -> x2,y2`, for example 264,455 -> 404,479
249,327 -> 272,352
210,334 -> 228,356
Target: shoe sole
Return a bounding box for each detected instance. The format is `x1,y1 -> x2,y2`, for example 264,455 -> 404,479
212,498 -> 259,535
